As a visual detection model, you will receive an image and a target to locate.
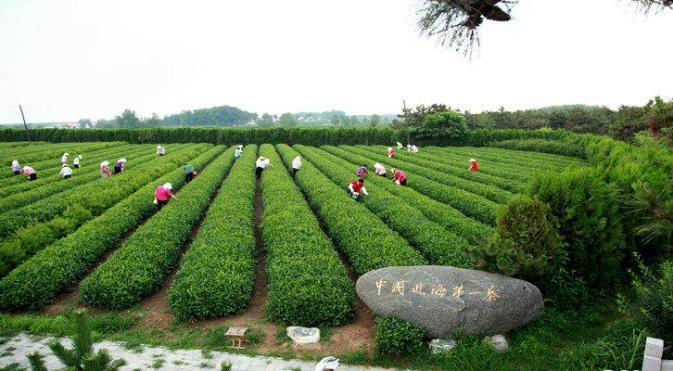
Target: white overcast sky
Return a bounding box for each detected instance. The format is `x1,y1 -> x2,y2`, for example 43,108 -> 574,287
0,0 -> 672,123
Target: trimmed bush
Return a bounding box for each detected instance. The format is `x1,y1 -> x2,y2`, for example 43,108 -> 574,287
259,144 -> 355,326
367,145 -> 525,193
0,146 -> 225,311
374,317 -> 428,357
0,144 -> 204,239
0,145 -> 202,278
530,167 -> 626,289
352,146 -> 514,204
275,144 -> 426,275
491,138 -> 586,158
295,145 -> 473,268
320,145 -> 494,244
168,147 -> 258,320
79,147 -> 236,309
472,196 -> 563,288
340,146 -> 501,225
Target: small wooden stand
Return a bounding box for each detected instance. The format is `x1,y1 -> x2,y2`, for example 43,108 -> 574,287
225,327 -> 248,349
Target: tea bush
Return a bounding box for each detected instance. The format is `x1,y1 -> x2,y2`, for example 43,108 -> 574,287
374,317 -> 428,357
79,147 -> 235,309
275,145 -> 426,275
0,146 -> 225,311
168,147 -> 257,320
295,145 -> 473,268
259,144 -> 354,326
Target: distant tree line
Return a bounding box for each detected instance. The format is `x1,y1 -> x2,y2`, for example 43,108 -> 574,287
86,105 -> 257,129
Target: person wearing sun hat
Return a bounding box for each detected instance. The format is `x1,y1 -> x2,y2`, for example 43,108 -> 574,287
154,182 -> 177,208
469,158 -> 479,172
114,158 -> 127,174
100,161 -> 112,177
60,163 -> 73,179
61,152 -> 70,164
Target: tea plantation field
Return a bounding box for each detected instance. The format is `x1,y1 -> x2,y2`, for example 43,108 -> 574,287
0,141 -> 583,367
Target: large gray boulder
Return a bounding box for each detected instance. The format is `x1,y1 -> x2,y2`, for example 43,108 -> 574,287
356,266 -> 544,338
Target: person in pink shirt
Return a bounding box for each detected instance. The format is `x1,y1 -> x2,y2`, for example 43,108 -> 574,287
154,182 -> 177,208
22,166 -> 37,181
391,167 -> 407,186
100,161 -> 112,177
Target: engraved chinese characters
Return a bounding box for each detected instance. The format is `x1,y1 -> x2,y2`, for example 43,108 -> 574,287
356,266 -> 545,337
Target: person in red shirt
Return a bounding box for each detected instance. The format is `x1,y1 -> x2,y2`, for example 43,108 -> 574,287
388,147 -> 396,158
391,168 -> 407,186
347,178 -> 369,202
154,182 -> 177,208
469,158 -> 479,172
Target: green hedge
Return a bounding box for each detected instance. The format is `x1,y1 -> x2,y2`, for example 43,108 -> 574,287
0,146 -> 225,311
0,145 -> 199,278
0,144 -> 204,240
79,146 -> 235,309
295,145 -> 473,268
167,146 -> 257,321
275,145 -> 426,275
259,144 -> 355,326
341,146 -> 501,225
320,146 -> 494,244
374,317 -> 429,357
367,145 -> 525,193
0,145 -> 158,210
0,144 -> 153,196
491,139 -> 586,158
351,146 -> 514,204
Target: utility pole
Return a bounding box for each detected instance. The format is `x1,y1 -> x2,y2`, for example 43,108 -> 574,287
19,105 -> 31,142
402,99 -> 410,145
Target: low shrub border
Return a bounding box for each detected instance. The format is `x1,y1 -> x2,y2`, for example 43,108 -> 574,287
0,144 -> 154,196
0,145 -> 201,278
318,146 -> 494,244
339,146 -> 501,225
259,144 -> 355,326
351,146 -> 514,204
295,145 -> 473,268
0,144 -> 207,239
167,146 -> 258,321
0,145 -> 225,311
366,145 -> 525,193
0,145 -> 162,210
275,144 -> 426,275
79,146 -> 236,309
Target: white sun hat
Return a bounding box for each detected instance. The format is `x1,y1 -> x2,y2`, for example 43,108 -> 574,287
470,158 -> 476,162
163,182 -> 173,190
100,161 -> 110,166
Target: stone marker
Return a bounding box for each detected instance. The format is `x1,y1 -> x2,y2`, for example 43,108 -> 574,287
356,266 -> 544,338
287,326 -> 320,344
429,339 -> 456,354
662,360 -> 673,371
483,334 -> 509,353
643,337 -> 665,371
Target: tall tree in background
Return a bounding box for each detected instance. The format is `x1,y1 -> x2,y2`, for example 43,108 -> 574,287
418,0 -> 672,54
256,113 -> 274,128
279,112 -> 298,128
115,109 -> 141,129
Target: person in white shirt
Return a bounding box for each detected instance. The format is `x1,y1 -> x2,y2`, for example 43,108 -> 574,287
396,142 -> 403,149
73,155 -> 82,168
291,156 -> 302,177
60,164 -> 73,179
410,145 -> 419,153
61,153 -> 70,164
255,156 -> 271,178
157,145 -> 166,156
11,160 -> 21,175
234,147 -> 243,159
373,163 -> 387,177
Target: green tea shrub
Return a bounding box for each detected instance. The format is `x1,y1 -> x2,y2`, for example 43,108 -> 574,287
259,145 -> 354,326
490,139 -> 586,158
168,147 -> 257,320
622,257 -> 673,343
0,146 -> 224,311
530,167 -> 626,289
473,196 -> 563,287
374,317 -> 428,357
80,147 -> 235,309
